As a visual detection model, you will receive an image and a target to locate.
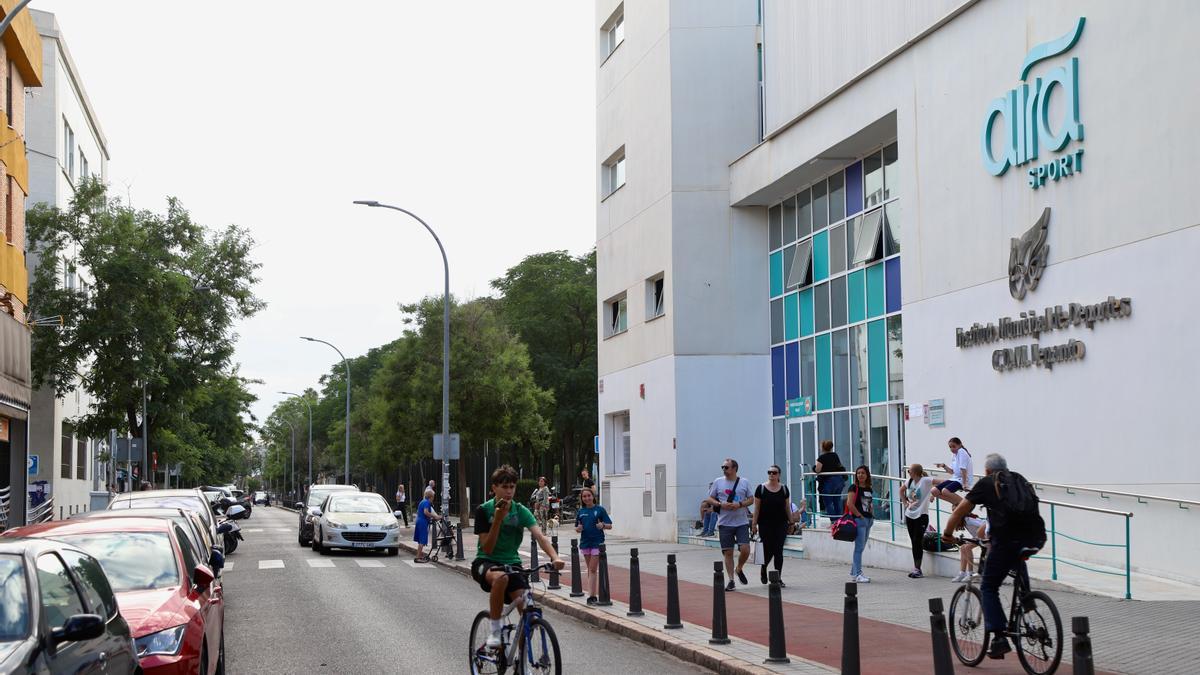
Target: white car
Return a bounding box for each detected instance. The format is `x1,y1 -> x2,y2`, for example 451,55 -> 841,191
311,492 -> 402,555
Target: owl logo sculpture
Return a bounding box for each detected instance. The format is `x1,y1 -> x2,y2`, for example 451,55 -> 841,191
1009,208 -> 1050,300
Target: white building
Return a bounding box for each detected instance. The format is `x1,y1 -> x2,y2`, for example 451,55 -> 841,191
597,0 -> 1200,584
25,9 -> 110,516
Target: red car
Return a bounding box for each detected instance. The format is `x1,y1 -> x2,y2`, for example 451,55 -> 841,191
5,516 -> 225,674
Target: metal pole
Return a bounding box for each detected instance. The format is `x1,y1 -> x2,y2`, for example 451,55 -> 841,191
282,392 -> 314,488
353,201 -> 451,519
142,380 -> 151,489
300,338 -> 351,483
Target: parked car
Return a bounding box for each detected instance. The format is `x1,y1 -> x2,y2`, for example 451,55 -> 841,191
74,507 -> 223,576
311,492 -> 402,556
296,484 -> 358,546
108,488 -> 222,556
252,491 -> 269,506
0,537 -> 140,674
8,516 -> 225,674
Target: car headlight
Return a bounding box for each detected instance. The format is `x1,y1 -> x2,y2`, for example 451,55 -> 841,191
135,624 -> 187,657
383,520 -> 400,530
326,520 -> 347,529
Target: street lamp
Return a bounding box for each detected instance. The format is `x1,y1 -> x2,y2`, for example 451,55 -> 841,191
282,420 -> 296,501
300,336 -> 351,484
353,200 -> 451,519
281,391 -> 313,487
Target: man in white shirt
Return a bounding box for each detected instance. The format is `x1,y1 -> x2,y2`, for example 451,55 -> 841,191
931,437 -> 973,507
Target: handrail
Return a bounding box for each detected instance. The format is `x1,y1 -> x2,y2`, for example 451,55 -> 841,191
29,496 -> 54,524
926,466 -> 1198,509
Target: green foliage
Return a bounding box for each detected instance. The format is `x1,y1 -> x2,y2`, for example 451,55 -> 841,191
514,478 -> 538,506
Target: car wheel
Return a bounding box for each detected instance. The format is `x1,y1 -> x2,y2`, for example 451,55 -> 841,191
313,528 -> 324,554
298,534 -> 308,547
388,547 -> 398,557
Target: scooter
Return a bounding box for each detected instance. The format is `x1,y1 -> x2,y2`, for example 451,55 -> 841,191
218,503 -> 248,554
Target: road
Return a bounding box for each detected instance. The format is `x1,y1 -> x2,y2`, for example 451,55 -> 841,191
221,504 -> 702,674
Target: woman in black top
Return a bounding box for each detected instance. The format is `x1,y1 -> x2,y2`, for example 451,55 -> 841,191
751,465 -> 792,587
813,440 -> 847,517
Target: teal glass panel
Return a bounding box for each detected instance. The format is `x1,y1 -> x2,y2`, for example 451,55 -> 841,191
847,270 -> 865,323
816,333 -> 832,410
868,319 -> 887,403
866,263 -> 885,318
799,288 -> 815,337
813,230 -> 829,283
784,292 -> 799,341
770,250 -> 783,297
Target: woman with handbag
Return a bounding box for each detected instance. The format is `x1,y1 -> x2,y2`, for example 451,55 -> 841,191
751,465 -> 791,587
847,465 -> 874,583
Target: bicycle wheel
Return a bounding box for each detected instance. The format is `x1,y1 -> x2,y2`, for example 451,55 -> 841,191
1014,590 -> 1063,675
469,610 -> 505,675
519,616 -> 562,675
948,584 -> 988,666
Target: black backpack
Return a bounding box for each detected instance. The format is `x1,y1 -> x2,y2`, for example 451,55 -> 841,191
990,471 -> 1047,547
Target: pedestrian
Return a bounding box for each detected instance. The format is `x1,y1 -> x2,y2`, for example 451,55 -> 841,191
580,468 -> 595,490
427,479 -> 437,498
395,484 -> 409,527
699,482 -> 718,536
931,437 -> 973,507
531,477 -> 551,531
953,514 -> 988,582
750,464 -> 791,587
813,440 -> 847,519
574,486 -> 612,605
414,488 -> 441,562
706,458 -> 754,591
847,465 -> 874,583
901,463 -> 934,578
942,453 -> 1046,661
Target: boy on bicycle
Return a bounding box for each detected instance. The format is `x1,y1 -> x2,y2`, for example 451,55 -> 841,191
472,465 -> 564,649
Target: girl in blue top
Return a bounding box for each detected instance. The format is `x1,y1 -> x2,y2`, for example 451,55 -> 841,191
573,487 -> 612,605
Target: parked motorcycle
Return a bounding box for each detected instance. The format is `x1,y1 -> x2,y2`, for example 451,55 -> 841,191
218,503 -> 248,554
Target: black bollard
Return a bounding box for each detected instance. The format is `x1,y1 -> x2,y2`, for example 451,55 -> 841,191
596,544 -> 612,606
1072,617 -> 1095,675
664,554 -> 683,629
928,598 -> 955,675
454,523 -> 465,560
569,539 -> 585,597
710,561 -> 731,645
530,538 -> 541,583
627,548 -> 644,617
765,571 -> 790,664
548,536 -> 561,589
841,582 -> 860,675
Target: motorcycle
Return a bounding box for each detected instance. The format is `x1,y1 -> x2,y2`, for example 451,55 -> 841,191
218,502 -> 248,554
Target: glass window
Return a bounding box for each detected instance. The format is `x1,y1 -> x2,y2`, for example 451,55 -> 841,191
55,532 -> 180,592
36,553 -> 85,629
850,209 -> 884,267
770,298 -> 784,344
782,196 -> 797,246
814,282 -> 830,333
829,223 -> 847,276
883,142 -> 899,201
834,410 -> 850,467
768,204 -> 782,251
832,329 -> 849,408
784,292 -> 799,341
59,550 -> 118,619
845,161 -> 863,217
812,179 -> 828,231
828,171 -> 845,224
847,269 -> 865,324
817,413 -> 832,453
864,151 -> 884,209
868,319 -> 888,403
773,419 -> 787,472
797,188 -> 812,239
885,202 -> 901,257
849,324 -> 867,406
851,407 -> 869,469
786,240 -> 812,291
887,316 -> 904,400
330,495 -> 391,513
830,275 -> 847,329
782,243 -> 794,292
175,525 -> 198,585
769,250 -> 783,297
869,406 -> 890,502
785,341 -> 800,401
812,229 -> 829,283
771,347 -> 785,417
0,555 -> 29,640
799,287 -> 815,337
76,439 -> 86,480
800,338 -> 815,404
815,333 -> 832,410
866,263 -> 885,319
885,257 -> 902,314
605,296 -> 628,337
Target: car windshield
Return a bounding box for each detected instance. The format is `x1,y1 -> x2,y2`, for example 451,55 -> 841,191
110,495 -> 204,514
328,495 -> 390,514
0,555 -> 29,642
308,488 -> 351,507
55,532 -> 180,592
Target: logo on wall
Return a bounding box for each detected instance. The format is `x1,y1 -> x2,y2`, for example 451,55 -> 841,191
1008,208 -> 1050,300
981,17 -> 1086,190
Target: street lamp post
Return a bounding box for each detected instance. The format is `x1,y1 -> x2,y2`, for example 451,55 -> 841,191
282,420 -> 296,502
281,391 -> 313,487
353,200 -> 451,519
300,337 -> 351,484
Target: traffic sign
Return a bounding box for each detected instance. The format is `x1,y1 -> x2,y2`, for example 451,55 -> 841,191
432,433 -> 460,460
27,454 -> 38,475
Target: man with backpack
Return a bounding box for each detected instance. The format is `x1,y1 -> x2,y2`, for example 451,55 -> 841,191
942,453 -> 1046,662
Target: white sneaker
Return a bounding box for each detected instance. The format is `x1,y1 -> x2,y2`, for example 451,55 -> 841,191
854,574 -> 871,583
951,571 -> 968,583
485,630 -> 502,649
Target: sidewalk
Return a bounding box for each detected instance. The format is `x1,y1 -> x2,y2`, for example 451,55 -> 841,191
403,527 -> 1195,674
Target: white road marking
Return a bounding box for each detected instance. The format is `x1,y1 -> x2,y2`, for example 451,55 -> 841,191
355,559 -> 385,568
224,562 -> 234,571
243,529 -> 264,533
307,559 -> 335,568
404,559 -> 435,569
259,559 -> 284,569
275,528 -> 291,532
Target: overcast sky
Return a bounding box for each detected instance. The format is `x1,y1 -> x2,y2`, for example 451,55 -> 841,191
31,1 -> 597,427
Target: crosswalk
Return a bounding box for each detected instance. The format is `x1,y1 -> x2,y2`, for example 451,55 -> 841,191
236,557 -> 416,571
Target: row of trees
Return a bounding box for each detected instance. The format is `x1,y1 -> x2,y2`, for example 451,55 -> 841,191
261,251 -> 598,520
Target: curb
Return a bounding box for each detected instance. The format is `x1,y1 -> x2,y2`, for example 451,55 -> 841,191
397,541 -> 777,675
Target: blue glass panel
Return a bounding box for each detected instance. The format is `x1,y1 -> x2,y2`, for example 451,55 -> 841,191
845,161 -> 863,217
866,263 -> 885,319
785,341 -> 800,401
771,346 -> 785,416
770,251 -> 783,297
885,257 -> 902,313
847,270 -> 865,324
868,320 -> 887,403
813,230 -> 829,282
815,333 -> 832,410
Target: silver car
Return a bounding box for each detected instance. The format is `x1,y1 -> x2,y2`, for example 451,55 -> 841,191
311,493 -> 402,556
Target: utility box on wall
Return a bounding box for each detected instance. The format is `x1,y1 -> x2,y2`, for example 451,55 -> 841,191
655,464 -> 667,512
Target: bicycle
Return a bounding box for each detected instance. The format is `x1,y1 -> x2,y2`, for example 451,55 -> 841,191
948,537 -> 1063,675
427,517 -> 456,562
469,563 -> 561,675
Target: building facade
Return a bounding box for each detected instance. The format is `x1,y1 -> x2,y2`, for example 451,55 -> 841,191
24,9 -> 110,518
0,1 -> 41,529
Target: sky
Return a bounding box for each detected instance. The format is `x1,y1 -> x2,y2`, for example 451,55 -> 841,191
30,1 -> 598,427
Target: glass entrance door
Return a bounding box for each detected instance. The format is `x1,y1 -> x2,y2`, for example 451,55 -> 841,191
786,418 -> 816,505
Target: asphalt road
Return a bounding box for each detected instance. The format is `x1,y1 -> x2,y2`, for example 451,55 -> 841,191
221,505 -> 702,674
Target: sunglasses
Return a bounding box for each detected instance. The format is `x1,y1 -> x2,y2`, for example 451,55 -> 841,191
767,470 -> 780,475
720,465 -> 732,470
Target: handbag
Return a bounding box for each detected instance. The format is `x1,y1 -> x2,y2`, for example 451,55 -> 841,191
749,536 -> 765,564
831,515 -> 858,542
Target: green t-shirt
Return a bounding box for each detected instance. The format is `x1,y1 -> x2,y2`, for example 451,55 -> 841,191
473,498 -> 537,566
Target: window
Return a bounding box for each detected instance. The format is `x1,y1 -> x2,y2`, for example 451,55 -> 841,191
602,147 -> 626,197
36,553 -> 85,630
61,432 -> 72,479
604,293 -> 627,337
76,438 -> 86,480
850,209 -> 884,266
63,118 -> 76,181
602,5 -> 624,59
646,275 -> 664,319
80,152 -> 89,181
4,177 -> 10,243
605,412 -> 631,475
4,62 -> 11,127
59,549 -> 118,619
786,239 -> 812,291
175,525 -> 199,585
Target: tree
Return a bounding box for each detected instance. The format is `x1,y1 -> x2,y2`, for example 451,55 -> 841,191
491,250 -> 596,490
26,179 -> 264,480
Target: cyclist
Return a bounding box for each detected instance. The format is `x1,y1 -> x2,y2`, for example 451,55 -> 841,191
472,465 -> 564,650
942,452 -> 1046,661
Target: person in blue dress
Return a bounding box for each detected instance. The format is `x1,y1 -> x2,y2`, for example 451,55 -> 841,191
574,487 -> 612,605
414,488 -> 441,562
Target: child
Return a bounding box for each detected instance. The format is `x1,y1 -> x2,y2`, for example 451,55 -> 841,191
471,465 -> 564,649
574,486 -> 612,604
954,514 -> 989,583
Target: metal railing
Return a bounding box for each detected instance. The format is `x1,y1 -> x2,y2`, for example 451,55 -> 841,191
29,495 -> 54,524
935,467 -> 1198,510
0,485 -> 9,532
801,470 -> 1135,599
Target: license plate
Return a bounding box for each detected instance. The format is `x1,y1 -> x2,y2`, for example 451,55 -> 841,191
350,541 -> 373,548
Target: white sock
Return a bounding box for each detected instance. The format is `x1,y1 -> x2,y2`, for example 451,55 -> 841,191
490,619 -> 502,633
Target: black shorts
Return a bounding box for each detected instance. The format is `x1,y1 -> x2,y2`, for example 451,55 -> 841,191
471,558 -> 530,594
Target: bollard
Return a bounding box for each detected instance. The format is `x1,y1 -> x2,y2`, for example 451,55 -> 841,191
627,548 -> 644,617
569,539 -> 585,597
841,582 -> 860,675
596,544 -> 612,606
454,523 -> 465,560
928,598 -> 955,675
548,536 -> 561,589
765,571 -> 790,663
1072,616 -> 1095,675
664,554 -> 683,629
709,561 -> 731,645
530,538 -> 541,583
